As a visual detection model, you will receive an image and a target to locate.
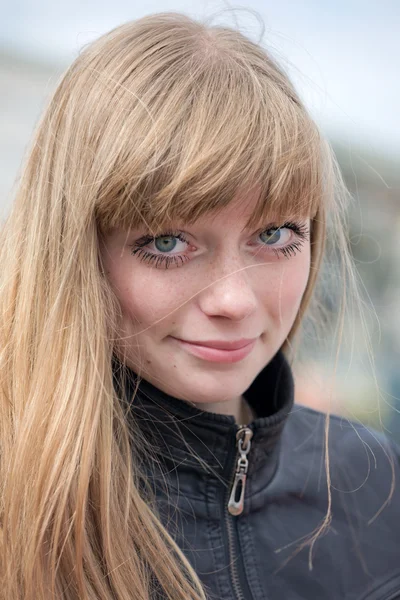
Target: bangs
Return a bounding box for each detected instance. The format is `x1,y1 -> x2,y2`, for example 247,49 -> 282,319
93,27 -> 326,235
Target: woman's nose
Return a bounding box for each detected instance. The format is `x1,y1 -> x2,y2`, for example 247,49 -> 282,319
197,263 -> 258,321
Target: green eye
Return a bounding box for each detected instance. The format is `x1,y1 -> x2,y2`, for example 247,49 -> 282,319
154,236 -> 178,252
130,230 -> 191,269
260,229 -> 282,245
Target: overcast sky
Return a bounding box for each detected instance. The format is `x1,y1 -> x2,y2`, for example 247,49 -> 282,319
1,0 -> 399,158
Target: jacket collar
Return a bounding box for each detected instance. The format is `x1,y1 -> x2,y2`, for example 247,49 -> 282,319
114,351 -> 294,499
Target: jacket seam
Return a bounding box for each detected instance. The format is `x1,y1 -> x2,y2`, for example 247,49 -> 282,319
239,516 -> 266,599
204,435 -> 228,600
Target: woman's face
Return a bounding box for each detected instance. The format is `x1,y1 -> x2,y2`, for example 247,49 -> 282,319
101,190 -> 311,411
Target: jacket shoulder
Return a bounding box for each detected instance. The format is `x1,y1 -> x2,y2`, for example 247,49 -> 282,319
289,403 -> 399,461
283,404 -> 400,515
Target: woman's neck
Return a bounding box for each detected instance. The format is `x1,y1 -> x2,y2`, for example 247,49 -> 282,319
191,394 -> 255,424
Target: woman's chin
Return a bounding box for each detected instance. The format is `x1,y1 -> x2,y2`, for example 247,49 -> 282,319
173,373 -> 256,409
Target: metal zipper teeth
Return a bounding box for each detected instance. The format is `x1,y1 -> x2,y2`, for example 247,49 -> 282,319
224,448 -> 246,600
223,424 -> 254,600
224,505 -> 245,600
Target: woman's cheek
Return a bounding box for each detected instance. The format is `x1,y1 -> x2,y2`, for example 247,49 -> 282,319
117,273 -> 182,329
266,255 -> 310,320
287,260 -> 311,315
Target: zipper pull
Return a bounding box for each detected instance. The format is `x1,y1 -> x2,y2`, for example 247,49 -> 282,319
227,427 -> 253,516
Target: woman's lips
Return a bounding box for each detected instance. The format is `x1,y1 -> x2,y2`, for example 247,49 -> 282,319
171,337 -> 257,363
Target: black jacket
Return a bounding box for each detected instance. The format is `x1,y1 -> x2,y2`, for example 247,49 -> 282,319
120,351 -> 400,600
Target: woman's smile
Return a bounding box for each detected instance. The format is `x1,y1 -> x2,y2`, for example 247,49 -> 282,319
169,336 -> 259,363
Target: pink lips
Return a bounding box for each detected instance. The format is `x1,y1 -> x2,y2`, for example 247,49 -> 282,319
172,337 -> 258,363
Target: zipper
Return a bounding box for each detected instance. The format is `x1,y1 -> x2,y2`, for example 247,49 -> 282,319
227,426 -> 253,516
223,425 -> 254,600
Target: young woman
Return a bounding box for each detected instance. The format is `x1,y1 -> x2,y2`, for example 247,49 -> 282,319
1,12 -> 399,600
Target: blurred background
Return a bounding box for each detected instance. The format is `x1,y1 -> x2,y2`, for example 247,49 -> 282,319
1,1 -> 399,439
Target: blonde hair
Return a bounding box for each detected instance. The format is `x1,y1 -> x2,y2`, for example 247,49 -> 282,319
0,12 -> 360,599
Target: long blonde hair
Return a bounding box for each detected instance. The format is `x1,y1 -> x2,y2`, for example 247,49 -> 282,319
0,12 -> 357,599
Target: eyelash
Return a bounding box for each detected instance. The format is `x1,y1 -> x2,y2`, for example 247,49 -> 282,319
129,221 -> 309,269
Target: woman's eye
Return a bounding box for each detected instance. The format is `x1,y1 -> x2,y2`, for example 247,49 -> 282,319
130,232 -> 191,269
256,222 -> 309,259
130,221 -> 309,268
152,235 -> 187,254
259,228 -> 290,246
